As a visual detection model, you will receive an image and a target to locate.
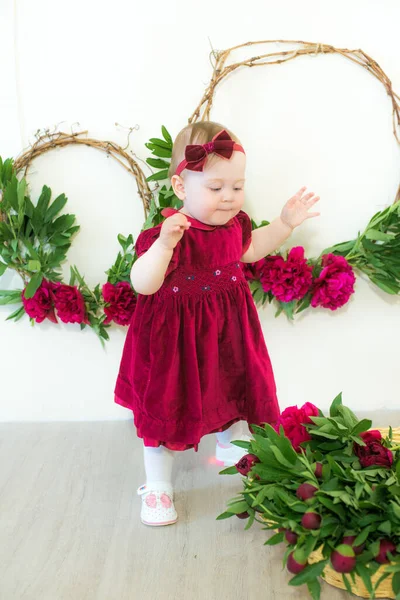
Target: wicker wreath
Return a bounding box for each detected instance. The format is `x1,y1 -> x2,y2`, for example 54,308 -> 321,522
0,40 -> 399,341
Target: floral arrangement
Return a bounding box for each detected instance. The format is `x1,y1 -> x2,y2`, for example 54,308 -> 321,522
1,125 -> 400,343
241,246 -> 357,320
217,393 -> 400,599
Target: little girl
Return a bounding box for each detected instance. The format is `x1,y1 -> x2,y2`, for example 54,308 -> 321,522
114,121 -> 320,527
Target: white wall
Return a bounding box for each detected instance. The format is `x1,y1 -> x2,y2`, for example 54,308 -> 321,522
1,0 -> 399,421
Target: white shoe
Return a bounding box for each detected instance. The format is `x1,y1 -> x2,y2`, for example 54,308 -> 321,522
137,482 -> 178,527
215,434 -> 252,466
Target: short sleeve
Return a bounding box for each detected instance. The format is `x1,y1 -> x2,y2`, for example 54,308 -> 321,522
134,225 -> 180,278
236,210 -> 253,254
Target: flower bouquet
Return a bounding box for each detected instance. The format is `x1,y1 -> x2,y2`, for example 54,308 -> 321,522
217,393 -> 400,599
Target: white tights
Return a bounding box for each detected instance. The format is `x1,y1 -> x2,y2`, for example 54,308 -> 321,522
143,421 -> 245,487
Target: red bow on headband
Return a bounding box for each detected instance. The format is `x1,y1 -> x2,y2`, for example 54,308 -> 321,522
175,129 -> 245,176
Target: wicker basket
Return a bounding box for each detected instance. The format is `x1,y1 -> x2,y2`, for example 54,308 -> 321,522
265,426 -> 400,599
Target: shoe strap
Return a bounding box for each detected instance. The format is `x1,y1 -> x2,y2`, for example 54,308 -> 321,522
137,483 -> 174,497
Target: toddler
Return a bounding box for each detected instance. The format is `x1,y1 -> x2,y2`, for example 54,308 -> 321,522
114,122 -> 320,526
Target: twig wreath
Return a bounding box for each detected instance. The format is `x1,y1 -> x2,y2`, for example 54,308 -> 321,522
0,40 -> 399,344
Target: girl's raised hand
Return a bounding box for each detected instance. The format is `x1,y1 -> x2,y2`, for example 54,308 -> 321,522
159,213 -> 191,250
280,186 -> 321,230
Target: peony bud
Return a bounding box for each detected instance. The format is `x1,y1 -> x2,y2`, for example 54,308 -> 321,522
296,482 -> 318,502
331,544 -> 357,573
285,529 -> 298,545
301,510 -> 321,530
287,548 -> 308,574
236,511 -> 249,519
375,539 -> 397,564
235,454 -> 260,476
342,535 -> 365,555
313,462 -> 323,479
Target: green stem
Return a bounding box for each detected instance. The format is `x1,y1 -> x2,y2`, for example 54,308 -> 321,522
248,492 -> 279,521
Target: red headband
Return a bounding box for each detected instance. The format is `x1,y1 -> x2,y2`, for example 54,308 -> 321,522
175,129 -> 245,176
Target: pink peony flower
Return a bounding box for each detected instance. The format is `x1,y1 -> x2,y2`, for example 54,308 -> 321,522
260,247 -> 313,302
22,278 -> 58,324
274,402 -> 319,452
51,281 -> 89,324
102,281 -> 137,325
311,253 -> 355,310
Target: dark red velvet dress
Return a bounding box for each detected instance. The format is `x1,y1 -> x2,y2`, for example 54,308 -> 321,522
114,208 -> 280,451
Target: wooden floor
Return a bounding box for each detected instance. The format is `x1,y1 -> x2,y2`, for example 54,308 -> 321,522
1,413 -> 397,599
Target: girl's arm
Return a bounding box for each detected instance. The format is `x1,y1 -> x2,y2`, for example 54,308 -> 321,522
131,213 -> 190,295
241,186 -> 320,263
241,217 -> 293,263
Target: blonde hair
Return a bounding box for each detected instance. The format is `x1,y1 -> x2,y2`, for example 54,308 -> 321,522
168,121 -> 242,179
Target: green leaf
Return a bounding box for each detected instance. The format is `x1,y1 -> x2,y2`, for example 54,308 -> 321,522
354,526 -> 371,547
5,305 -> 25,321
146,169 -> 169,182
372,571 -> 391,594
392,573 -> 400,596
318,496 -> 345,519
218,466 -> 238,475
337,405 -> 359,429
365,228 -> 395,241
149,137 -> 171,149
306,578 -> 321,600
230,440 -> 251,450
161,126 -> 173,144
216,511 -> 235,520
264,531 -> 284,546
226,501 -> 249,514
27,259 -> 41,272
289,560 -> 328,586
145,143 -> 172,158
391,501 -> 400,521
342,573 -> 353,594
271,446 -> 296,469
351,419 -> 373,436
146,158 -> 170,169
43,193 -> 68,223
329,392 -> 343,417
244,512 -> 255,530
24,272 -> 43,299
378,520 -> 392,535
35,185 -> 52,218
355,563 -> 373,596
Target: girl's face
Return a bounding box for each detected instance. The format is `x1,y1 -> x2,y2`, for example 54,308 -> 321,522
172,152 -> 246,226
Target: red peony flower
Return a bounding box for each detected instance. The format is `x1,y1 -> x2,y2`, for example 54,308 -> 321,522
102,281 -> 137,325
22,278 -> 58,323
354,429 -> 393,468
274,402 -> 319,452
235,453 -> 261,476
260,247 -> 313,303
240,258 -> 266,281
311,253 -> 355,310
51,281 -> 89,324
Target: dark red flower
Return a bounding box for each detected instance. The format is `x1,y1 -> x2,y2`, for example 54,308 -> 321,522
240,258 -> 266,281
102,281 -> 137,325
51,281 -> 89,324
353,430 -> 393,468
274,402 -> 319,452
311,253 -> 355,310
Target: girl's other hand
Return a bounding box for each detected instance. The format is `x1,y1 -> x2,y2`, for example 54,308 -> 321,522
159,213 -> 191,250
280,186 -> 321,230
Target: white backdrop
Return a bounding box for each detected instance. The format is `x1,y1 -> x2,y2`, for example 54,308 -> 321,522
1,0 -> 399,421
